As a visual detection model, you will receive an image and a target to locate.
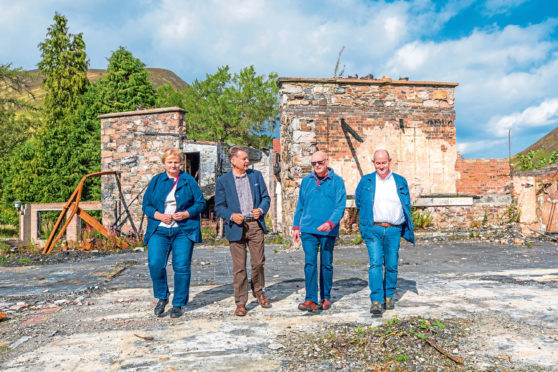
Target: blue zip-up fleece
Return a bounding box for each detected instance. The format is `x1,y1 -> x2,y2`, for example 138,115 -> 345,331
142,171 -> 206,245
355,171 -> 415,244
293,168 -> 347,236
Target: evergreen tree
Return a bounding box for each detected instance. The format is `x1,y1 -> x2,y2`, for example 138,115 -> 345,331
97,47 -> 155,113
37,12 -> 88,125
2,13 -> 89,212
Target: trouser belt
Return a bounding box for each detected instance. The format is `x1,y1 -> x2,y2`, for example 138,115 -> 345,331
373,222 -> 398,227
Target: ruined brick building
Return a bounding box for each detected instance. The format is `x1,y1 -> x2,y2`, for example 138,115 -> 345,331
277,77 -> 556,235
19,78 -> 555,247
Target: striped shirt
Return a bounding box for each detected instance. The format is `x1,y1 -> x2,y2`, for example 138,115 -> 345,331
234,173 -> 254,217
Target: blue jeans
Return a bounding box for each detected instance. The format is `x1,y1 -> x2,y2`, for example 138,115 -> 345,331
148,227 -> 194,307
365,224 -> 402,303
301,233 -> 336,304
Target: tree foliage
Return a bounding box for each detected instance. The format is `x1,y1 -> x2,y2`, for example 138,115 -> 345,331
156,65 -> 278,148
518,149 -> 558,171
96,47 -> 155,113
0,64 -> 35,160
1,12 -> 90,223
0,64 -> 36,224
37,12 -> 88,125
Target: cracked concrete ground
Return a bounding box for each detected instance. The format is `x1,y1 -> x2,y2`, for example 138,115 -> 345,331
1,240 -> 558,371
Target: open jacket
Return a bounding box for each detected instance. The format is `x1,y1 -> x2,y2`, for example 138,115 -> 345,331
142,171 -> 206,245
355,172 -> 415,244
214,169 -> 270,242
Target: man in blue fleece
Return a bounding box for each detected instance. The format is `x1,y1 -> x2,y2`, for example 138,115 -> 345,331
292,151 -> 346,312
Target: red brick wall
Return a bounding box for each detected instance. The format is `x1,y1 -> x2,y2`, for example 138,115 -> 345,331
455,154 -> 511,195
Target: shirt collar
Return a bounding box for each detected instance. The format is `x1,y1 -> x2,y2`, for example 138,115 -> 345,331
312,168 -> 333,181
163,170 -> 182,181
376,171 -> 393,182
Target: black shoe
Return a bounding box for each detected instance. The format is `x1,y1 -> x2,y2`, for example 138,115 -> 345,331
154,299 -> 168,317
170,306 -> 183,318
370,302 -> 383,314
385,298 -> 394,310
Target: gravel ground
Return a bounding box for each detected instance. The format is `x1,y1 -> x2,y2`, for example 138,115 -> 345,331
1,238 -> 558,371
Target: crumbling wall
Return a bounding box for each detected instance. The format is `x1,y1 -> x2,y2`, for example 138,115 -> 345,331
456,154 -> 512,195
183,141 -> 218,197
100,107 -> 186,233
278,77 -> 458,234
513,164 -> 558,234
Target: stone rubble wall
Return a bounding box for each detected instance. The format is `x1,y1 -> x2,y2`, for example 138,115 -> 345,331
100,107 -> 186,234
512,164 -> 558,234
100,107 -> 276,236
278,77 -> 458,235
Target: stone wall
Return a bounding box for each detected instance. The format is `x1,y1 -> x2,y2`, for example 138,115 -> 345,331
419,197 -> 512,230
512,164 -> 558,233
456,154 -> 512,195
100,107 -> 276,235
278,77 -> 458,234
100,107 -> 186,233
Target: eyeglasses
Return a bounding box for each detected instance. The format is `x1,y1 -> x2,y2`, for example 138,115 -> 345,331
311,160 -> 326,166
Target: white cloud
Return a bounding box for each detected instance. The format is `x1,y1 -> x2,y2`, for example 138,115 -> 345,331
490,98 -> 558,137
483,0 -> 529,16
1,0 -> 556,158
457,139 -> 506,155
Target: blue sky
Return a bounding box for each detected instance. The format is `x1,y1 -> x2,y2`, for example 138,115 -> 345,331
1,0 -> 557,158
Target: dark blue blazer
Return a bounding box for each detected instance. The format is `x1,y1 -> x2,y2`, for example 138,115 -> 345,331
214,169 -> 270,242
142,171 -> 206,245
355,172 -> 415,244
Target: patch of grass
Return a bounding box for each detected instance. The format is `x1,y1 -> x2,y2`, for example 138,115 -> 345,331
201,226 -> 216,240
19,257 -> 31,265
268,233 -> 291,249
354,327 -> 366,336
411,207 -> 433,229
0,224 -> 17,239
525,241 -> 533,248
394,354 -> 409,362
281,316 -> 472,370
350,235 -> 363,245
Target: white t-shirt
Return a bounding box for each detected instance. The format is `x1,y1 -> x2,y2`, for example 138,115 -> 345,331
373,172 -> 405,225
159,179 -> 178,228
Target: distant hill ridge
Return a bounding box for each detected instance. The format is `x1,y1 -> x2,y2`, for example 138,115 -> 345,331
22,68 -> 188,104
516,126 -> 558,156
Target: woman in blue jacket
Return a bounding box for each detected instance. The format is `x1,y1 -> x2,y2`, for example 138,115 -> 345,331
142,148 -> 206,318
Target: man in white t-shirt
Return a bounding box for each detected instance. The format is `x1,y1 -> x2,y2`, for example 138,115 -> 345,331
355,149 -> 415,315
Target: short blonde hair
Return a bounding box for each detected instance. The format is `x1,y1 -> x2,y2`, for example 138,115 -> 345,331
161,148 -> 183,163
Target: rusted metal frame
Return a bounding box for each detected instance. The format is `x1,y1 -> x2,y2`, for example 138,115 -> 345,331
113,173 -> 138,235
77,207 -> 129,249
42,171 -> 118,254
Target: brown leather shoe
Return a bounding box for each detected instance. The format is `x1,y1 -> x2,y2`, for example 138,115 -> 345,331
298,300 -> 319,312
319,299 -> 332,310
257,293 -> 272,308
235,305 -> 247,317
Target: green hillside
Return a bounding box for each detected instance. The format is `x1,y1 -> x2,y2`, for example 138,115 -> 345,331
512,126 -> 558,169
19,67 -> 187,106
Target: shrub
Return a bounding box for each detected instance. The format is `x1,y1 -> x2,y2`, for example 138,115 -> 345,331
411,207 -> 433,229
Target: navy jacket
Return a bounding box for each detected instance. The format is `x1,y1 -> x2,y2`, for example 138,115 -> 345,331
355,172 -> 415,244
142,171 -> 206,245
293,168 -> 347,237
214,169 -> 270,242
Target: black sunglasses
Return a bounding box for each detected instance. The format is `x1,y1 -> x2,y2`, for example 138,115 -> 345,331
311,160 -> 326,166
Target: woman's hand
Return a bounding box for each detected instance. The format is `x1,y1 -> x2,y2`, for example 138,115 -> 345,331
154,211 -> 173,224
172,211 -> 190,221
